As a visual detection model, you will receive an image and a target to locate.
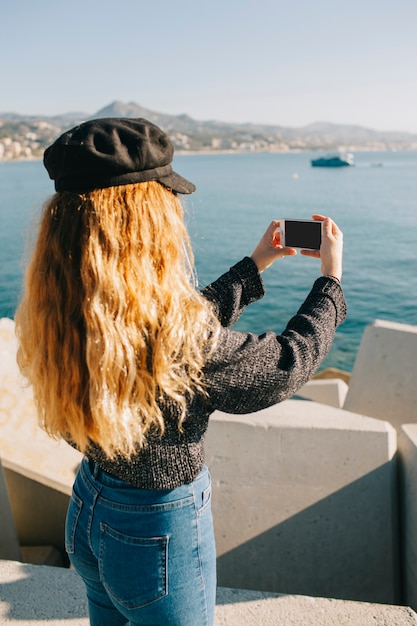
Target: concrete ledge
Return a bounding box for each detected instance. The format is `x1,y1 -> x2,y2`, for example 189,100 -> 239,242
0,318 -> 82,497
3,467 -> 71,552
0,316 -> 410,612
344,319 -> 417,429
313,367 -> 351,385
295,377 -> 349,407
0,461 -> 21,561
216,588 -> 417,626
206,401 -> 399,603
399,424 -> 417,611
1,561 -> 416,626
0,317 -> 82,552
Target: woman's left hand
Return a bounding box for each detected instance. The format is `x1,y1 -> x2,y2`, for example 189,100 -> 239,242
300,214 -> 343,282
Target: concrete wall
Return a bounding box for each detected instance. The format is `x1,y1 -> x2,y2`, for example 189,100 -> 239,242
296,378 -> 349,408
2,561 -> 417,626
205,401 -> 399,604
3,468 -> 70,551
0,461 -> 21,560
0,317 -> 81,552
344,320 -> 417,429
1,315 -> 414,608
399,424 -> 417,611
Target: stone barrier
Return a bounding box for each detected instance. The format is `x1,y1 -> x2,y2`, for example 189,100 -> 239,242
344,319 -> 417,429
0,317 -> 81,553
205,401 -> 399,604
399,424 -> 417,611
1,561 -> 417,626
0,459 -> 21,561
296,377 -> 349,408
0,316 -> 411,609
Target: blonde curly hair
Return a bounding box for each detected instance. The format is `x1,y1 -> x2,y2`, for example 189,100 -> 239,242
16,181 -> 219,458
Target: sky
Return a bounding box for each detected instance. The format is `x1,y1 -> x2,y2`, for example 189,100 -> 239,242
2,0 -> 417,133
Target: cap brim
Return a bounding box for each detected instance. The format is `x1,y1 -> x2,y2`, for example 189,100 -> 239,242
159,171 -> 196,194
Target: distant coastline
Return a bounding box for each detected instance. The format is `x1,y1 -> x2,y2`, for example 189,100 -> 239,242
2,100 -> 417,162
2,145 -> 417,165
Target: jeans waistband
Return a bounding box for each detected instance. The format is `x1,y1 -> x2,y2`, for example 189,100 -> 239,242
85,457 -> 135,488
81,457 -> 210,499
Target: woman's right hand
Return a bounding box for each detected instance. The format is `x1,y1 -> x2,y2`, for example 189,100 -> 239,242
301,214 -> 343,282
250,220 -> 297,273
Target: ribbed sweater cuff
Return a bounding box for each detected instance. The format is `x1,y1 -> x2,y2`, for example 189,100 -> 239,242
308,275 -> 347,326
230,256 -> 265,303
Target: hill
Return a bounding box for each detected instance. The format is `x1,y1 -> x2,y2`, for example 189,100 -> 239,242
1,100 -> 416,160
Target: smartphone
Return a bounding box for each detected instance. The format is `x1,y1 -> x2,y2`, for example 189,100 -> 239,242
280,219 -> 322,250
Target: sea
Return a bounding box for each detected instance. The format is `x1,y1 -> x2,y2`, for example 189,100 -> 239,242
1,150 -> 417,374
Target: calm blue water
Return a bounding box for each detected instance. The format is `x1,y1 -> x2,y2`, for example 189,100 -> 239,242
1,151 -> 417,373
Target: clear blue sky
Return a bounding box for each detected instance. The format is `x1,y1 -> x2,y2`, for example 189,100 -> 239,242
2,0 -> 417,132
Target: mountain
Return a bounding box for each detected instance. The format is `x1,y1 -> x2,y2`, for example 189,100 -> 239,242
1,100 -> 416,160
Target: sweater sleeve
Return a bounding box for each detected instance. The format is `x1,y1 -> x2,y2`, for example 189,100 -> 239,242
201,256 -> 265,327
204,276 -> 347,414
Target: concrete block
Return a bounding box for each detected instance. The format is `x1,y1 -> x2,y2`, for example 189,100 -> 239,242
0,318 -> 81,552
20,546 -> 66,567
3,468 -> 70,552
0,460 -> 21,561
1,561 -> 416,626
313,367 -> 351,385
399,424 -> 417,611
215,588 -> 417,626
0,560 -> 88,625
205,400 -> 399,603
344,320 -> 417,429
0,318 -> 82,496
295,378 -> 349,407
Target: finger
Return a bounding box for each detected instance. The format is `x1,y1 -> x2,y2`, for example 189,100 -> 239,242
300,249 -> 321,258
282,247 -> 297,257
323,217 -> 333,236
272,230 -> 282,247
268,219 -> 281,233
312,213 -> 326,222
332,220 -> 343,237
266,220 -> 281,240
325,217 -> 342,239
318,215 -> 341,237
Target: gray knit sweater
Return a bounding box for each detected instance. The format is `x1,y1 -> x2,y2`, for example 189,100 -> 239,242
87,256 -> 347,489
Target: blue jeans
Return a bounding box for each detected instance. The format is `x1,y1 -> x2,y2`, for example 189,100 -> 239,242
65,458 -> 216,626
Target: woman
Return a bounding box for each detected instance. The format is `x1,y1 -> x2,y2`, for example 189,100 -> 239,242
16,117 -> 346,626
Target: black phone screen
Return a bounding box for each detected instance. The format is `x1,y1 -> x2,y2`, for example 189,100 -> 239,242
285,220 -> 322,249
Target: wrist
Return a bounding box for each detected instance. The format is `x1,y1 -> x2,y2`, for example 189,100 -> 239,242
324,274 -> 341,284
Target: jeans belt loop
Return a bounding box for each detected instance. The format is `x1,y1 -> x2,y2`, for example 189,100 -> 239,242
88,458 -> 100,479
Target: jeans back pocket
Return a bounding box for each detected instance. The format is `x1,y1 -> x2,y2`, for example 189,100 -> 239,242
99,523 -> 169,609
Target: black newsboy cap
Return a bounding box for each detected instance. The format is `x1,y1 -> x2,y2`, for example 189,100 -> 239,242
43,117 -> 196,194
